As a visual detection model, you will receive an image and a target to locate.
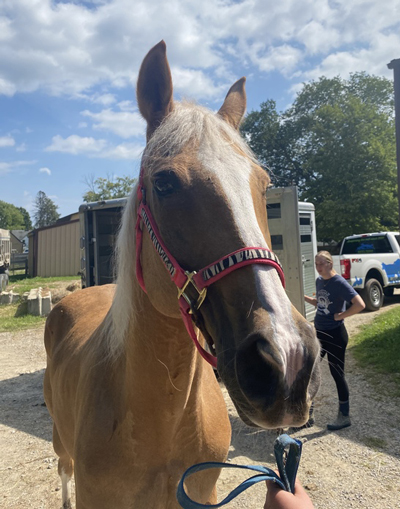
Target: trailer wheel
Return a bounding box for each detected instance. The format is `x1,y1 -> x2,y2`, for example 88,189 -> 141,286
362,278 -> 383,311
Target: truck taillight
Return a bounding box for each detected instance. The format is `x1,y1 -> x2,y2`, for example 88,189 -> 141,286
340,259 -> 351,279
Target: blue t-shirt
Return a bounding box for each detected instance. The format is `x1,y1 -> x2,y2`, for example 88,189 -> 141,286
314,274 -> 358,331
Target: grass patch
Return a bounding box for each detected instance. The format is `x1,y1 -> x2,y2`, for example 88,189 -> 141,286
1,276 -> 80,333
0,304 -> 46,333
349,306 -> 400,395
361,436 -> 387,450
7,275 -> 78,295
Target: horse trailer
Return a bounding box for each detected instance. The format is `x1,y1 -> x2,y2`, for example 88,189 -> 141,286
79,186 -> 317,320
0,228 -> 11,292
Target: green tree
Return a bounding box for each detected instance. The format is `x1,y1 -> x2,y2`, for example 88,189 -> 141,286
241,72 -> 397,241
241,99 -> 305,187
0,201 -> 26,229
17,207 -> 33,230
83,174 -> 136,202
33,191 -> 60,228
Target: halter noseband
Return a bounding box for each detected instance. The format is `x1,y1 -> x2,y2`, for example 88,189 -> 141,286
135,170 -> 285,368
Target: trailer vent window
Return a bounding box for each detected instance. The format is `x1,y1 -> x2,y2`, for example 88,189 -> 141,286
267,203 -> 281,219
271,235 -> 283,250
301,235 -> 312,243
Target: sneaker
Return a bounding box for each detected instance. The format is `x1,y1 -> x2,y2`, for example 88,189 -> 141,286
327,411 -> 351,431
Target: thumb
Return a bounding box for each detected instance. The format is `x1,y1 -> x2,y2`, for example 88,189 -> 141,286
265,479 -> 282,495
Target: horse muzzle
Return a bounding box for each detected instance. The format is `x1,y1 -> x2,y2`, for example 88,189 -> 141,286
218,328 -> 321,429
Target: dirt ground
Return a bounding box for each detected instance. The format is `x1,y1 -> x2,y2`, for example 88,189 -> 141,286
1,291 -> 400,508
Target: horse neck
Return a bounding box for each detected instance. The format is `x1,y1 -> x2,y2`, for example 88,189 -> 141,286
124,281 -> 205,417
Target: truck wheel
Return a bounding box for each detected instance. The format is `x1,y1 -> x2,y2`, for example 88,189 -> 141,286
362,278 -> 383,311
383,287 -> 394,297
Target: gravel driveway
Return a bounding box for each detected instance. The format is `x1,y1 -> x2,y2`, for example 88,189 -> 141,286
1,294 -> 399,508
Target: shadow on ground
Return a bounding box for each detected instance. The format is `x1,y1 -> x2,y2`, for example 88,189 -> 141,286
0,369 -> 52,442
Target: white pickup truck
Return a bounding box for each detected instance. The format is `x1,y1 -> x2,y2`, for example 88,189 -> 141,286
332,231 -> 400,311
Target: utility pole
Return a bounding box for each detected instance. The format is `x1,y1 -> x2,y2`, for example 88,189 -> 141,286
387,59 -> 400,229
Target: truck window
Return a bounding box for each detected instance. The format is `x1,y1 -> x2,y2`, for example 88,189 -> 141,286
395,235 -> 400,249
342,235 -> 393,254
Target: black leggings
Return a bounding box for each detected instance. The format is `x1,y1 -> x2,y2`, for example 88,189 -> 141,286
317,323 -> 349,403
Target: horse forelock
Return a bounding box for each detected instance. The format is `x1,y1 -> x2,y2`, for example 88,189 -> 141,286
142,101 -> 258,170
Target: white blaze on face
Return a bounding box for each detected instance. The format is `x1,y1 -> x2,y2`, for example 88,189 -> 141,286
201,148 -> 305,388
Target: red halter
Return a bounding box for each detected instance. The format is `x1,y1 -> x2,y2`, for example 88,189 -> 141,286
135,170 -> 285,368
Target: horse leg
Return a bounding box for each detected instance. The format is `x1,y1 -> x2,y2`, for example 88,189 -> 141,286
53,424 -> 74,509
207,486 -> 218,504
58,457 -> 73,509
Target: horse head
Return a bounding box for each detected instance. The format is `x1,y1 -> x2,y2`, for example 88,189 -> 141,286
134,41 -> 320,429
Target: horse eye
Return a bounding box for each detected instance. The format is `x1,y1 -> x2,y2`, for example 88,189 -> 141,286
153,176 -> 175,196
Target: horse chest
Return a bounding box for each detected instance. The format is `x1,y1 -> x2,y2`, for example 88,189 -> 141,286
76,465 -> 212,509
73,398 -> 227,508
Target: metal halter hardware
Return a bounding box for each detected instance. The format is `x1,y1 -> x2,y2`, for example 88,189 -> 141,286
135,171 -> 285,368
176,271 -> 207,314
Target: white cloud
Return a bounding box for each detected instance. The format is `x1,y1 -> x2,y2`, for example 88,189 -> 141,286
81,107 -> 145,138
46,135 -> 108,155
45,134 -> 143,160
103,142 -> 144,160
0,0 -> 398,104
0,135 -> 15,147
92,93 -> 117,106
117,100 -> 135,112
171,67 -> 227,100
302,31 -> 400,83
0,160 -> 35,175
0,77 -> 16,96
252,45 -> 304,76
39,167 -> 51,175
297,21 -> 341,55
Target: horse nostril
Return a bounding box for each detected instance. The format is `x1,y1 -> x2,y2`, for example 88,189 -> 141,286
256,339 -> 285,374
235,334 -> 284,406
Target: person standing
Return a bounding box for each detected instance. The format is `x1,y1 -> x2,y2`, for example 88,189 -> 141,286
304,251 -> 365,430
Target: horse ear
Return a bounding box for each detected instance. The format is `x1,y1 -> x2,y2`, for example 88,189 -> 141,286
218,77 -> 247,130
137,40 -> 174,140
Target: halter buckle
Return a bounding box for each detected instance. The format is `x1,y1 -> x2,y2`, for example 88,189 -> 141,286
177,271 -> 207,314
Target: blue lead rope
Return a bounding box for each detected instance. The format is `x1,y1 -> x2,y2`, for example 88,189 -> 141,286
177,434 -> 302,509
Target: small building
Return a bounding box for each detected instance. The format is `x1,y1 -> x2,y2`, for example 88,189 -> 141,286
10,230 -> 30,253
28,213 -> 80,277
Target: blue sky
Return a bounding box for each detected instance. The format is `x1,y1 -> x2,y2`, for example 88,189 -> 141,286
1,0 -> 400,220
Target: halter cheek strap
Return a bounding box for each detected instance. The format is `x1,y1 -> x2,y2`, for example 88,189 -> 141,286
135,178 -> 285,368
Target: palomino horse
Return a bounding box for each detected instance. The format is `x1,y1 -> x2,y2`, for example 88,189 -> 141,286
44,41 -> 320,509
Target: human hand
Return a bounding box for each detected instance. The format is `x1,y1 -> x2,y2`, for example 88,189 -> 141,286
334,313 -> 341,321
264,479 -> 314,509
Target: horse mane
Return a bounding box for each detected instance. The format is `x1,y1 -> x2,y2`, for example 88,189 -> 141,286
104,100 -> 260,359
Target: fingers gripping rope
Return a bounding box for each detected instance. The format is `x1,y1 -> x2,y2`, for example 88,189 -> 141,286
176,434 -> 302,508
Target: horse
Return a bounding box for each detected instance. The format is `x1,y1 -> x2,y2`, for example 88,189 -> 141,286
43,40 -> 320,509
